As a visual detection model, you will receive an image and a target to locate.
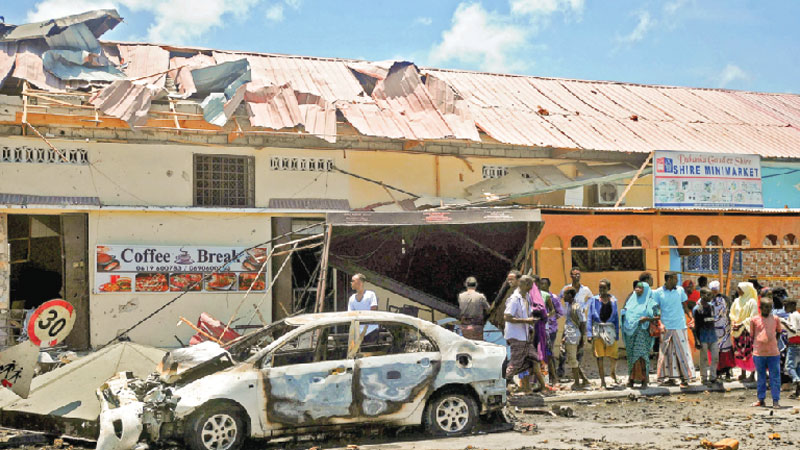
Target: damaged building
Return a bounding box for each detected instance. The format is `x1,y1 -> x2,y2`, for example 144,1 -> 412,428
0,9 -> 798,352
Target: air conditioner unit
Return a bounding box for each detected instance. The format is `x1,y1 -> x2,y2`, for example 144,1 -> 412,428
595,182 -> 624,205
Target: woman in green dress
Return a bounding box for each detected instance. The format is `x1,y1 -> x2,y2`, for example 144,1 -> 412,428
621,281 -> 658,388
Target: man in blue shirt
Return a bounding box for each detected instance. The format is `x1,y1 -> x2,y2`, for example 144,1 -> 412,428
653,272 -> 695,387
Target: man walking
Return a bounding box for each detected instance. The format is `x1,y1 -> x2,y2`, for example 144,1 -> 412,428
504,275 -> 547,392
654,272 -> 695,387
459,276 -> 490,340
559,267 -> 592,377
348,273 -> 378,341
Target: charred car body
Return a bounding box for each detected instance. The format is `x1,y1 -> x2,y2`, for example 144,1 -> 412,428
97,311 -> 507,450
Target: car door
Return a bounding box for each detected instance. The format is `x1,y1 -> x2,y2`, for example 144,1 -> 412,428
261,321 -> 356,430
352,320 -> 441,421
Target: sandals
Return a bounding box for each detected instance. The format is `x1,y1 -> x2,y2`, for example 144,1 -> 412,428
752,400 -> 766,407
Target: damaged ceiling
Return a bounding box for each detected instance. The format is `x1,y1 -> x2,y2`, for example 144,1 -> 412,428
1,9 -> 800,157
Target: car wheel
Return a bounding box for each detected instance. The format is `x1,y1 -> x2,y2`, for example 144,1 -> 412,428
185,403 -> 245,450
424,392 -> 478,436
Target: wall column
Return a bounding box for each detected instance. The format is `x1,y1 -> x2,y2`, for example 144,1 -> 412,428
0,214 -> 9,348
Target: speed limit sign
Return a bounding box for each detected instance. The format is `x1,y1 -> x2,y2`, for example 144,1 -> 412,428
26,299 -> 76,347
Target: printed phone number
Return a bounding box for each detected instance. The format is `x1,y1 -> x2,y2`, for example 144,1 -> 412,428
132,265 -> 233,272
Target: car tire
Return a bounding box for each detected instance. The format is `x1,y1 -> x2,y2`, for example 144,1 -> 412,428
423,391 -> 478,437
184,402 -> 246,450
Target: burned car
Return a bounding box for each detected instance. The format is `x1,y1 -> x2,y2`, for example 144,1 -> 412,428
97,311 -> 507,450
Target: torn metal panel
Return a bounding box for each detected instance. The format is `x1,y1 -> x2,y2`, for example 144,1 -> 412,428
96,373 -> 144,450
44,23 -> 101,53
0,42 -> 17,88
372,62 -> 458,140
90,79 -> 167,127
213,51 -> 365,103
0,9 -> 122,42
42,49 -> 124,82
169,53 -> 216,97
245,83 -> 303,129
336,101 -> 412,140
117,44 -> 170,88
465,163 -> 650,201
424,74 -> 480,142
191,58 -> 251,96
12,41 -> 69,91
201,82 -> 245,127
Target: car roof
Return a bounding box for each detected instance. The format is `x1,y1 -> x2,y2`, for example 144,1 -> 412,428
284,310 -> 433,329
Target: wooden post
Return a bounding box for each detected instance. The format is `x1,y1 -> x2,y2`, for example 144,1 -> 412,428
434,155 -> 441,198
724,248 -> 735,297
717,246 -> 724,286
314,224 -> 333,313
615,151 -> 653,207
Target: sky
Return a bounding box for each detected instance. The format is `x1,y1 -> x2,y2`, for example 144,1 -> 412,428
3,0 -> 799,93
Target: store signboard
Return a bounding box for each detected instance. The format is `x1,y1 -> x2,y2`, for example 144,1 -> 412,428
653,150 -> 763,208
94,245 -> 267,294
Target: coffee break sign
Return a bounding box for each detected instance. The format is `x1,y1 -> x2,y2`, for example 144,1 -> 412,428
94,245 -> 268,294
653,150 -> 763,208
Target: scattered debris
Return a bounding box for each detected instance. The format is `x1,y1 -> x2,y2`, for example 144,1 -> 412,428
551,405 -> 574,418
768,433 -> 780,440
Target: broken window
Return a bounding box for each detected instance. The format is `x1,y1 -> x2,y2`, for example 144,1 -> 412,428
269,323 -> 350,367
193,154 -> 255,207
356,323 -> 436,356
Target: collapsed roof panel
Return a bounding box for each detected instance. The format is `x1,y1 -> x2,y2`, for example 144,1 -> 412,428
118,44 -> 170,88
246,83 -> 303,129
12,40 -> 70,91
169,53 -> 216,97
0,42 -> 16,87
0,9 -> 122,42
90,79 -> 167,127
327,209 -> 542,316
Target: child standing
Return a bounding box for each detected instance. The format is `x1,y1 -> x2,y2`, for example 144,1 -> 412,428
692,288 -> 719,385
750,298 -> 783,408
562,287 -> 591,390
782,298 -> 800,398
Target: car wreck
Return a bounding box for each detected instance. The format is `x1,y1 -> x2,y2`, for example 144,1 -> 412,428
97,311 -> 507,450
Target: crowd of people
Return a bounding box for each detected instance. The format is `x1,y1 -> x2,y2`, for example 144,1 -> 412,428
457,268 -> 800,409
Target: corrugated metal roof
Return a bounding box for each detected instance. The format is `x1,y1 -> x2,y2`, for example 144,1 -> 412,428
0,42 -> 16,87
117,44 -> 169,87
1,7 -> 799,159
90,79 -> 166,127
246,83 -> 303,129
268,198 -> 350,210
0,193 -> 100,206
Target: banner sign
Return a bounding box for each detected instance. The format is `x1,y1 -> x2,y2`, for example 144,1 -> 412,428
95,245 -> 267,294
327,208 -> 542,226
653,150 -> 763,208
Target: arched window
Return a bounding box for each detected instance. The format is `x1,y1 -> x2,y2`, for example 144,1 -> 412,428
621,235 -> 642,247
763,235 -> 778,247
593,236 -> 612,248
570,235 -> 588,249
732,234 -> 750,247
784,234 -> 797,246
706,235 -> 722,248
683,235 -> 702,247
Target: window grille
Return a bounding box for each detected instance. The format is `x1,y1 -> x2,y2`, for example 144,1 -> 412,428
0,146 -> 88,165
682,250 -> 743,274
194,154 -> 255,207
571,235 -> 645,272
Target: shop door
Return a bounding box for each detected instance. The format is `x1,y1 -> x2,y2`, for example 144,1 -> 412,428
61,214 -> 89,349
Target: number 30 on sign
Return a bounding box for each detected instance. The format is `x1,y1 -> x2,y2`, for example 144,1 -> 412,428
26,299 -> 76,347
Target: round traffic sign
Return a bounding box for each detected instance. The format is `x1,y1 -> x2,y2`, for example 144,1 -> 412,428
26,299 -> 76,347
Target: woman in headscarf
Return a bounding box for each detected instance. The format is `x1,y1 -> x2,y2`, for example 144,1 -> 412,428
621,281 -> 658,388
730,281 -> 758,381
709,280 -> 735,380
525,276 -> 553,392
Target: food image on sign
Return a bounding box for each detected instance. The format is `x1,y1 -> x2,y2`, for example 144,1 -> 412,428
96,250 -> 121,272
241,248 -> 268,271
99,276 -> 132,292
206,272 -> 236,291
135,273 -> 169,292
239,272 -> 266,291
170,273 -> 203,291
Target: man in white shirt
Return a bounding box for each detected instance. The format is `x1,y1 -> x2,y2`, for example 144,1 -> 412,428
561,267 -> 593,319
348,273 -> 379,341
504,275 -> 547,392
